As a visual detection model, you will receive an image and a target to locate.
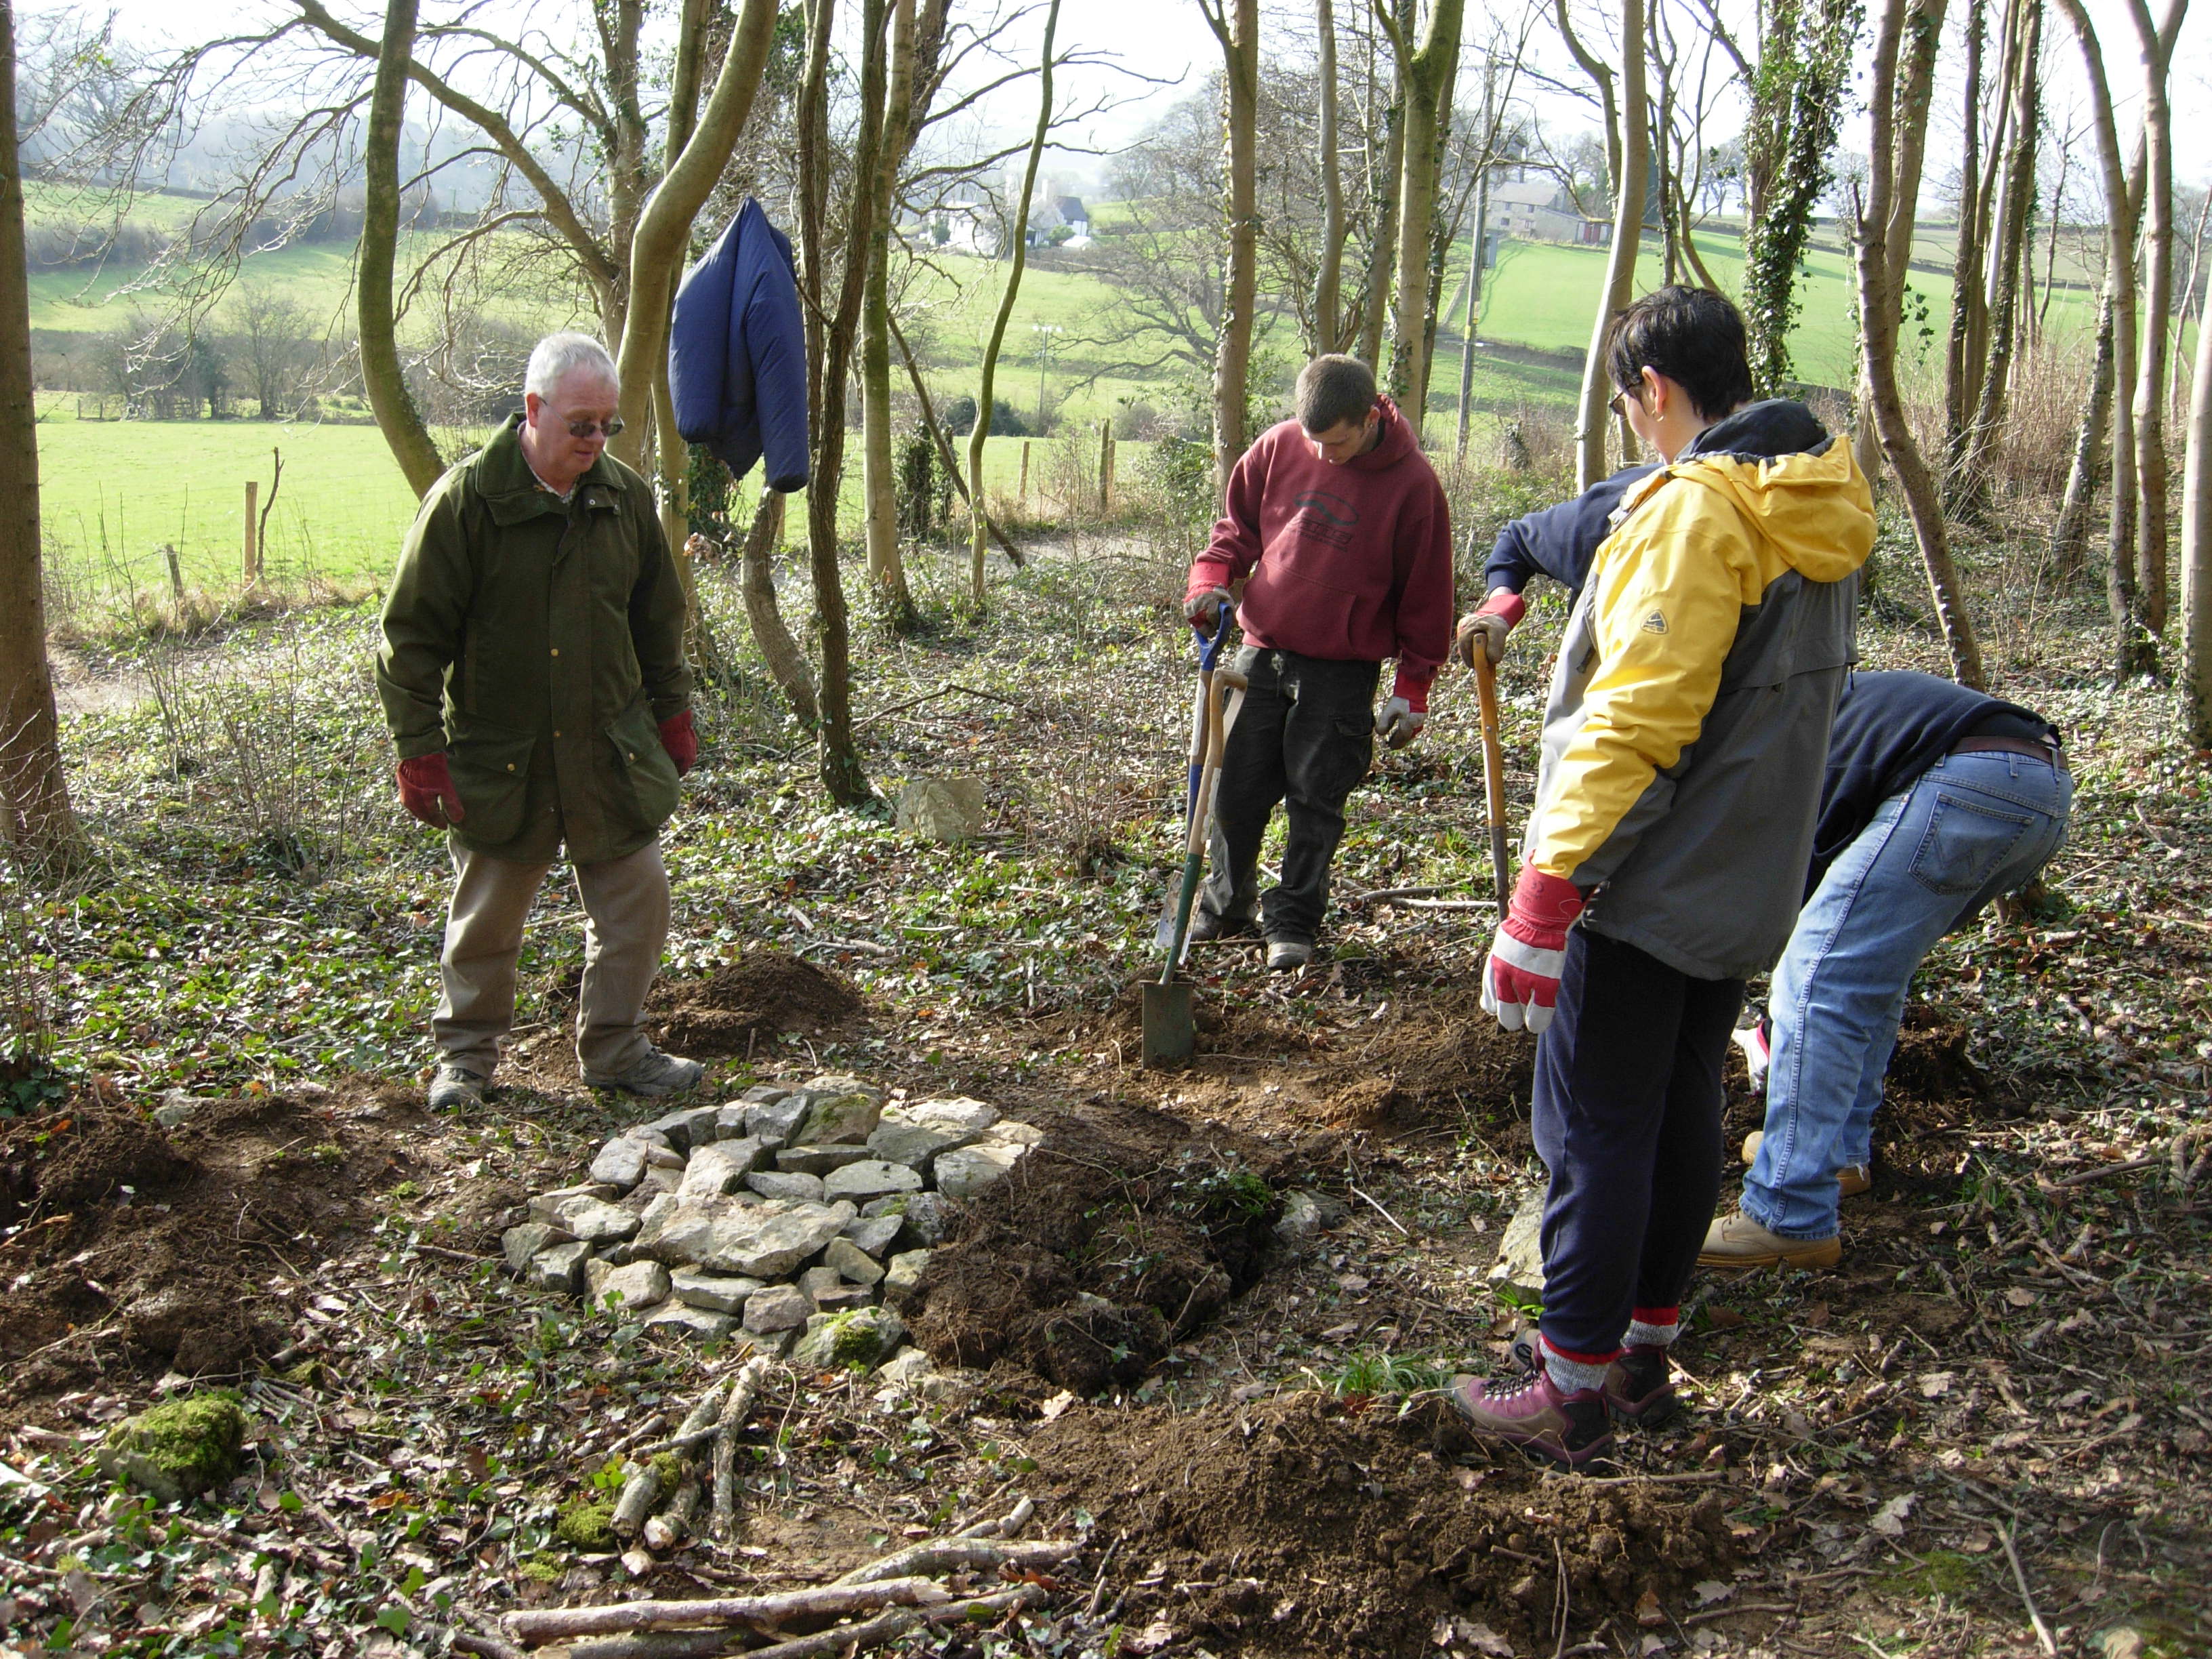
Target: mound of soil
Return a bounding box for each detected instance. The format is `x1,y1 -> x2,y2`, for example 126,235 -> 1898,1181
0,1089 -> 413,1416
908,1104 -> 1294,1395
1029,1391 -> 1734,1656
649,951 -> 863,1055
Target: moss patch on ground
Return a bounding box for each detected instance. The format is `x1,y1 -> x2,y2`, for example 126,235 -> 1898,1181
554,1496 -> 617,1549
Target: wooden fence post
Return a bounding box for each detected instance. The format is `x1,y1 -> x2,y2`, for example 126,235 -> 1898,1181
244,480 -> 260,586
1098,419 -> 1115,514
164,544 -> 185,609
1019,440 -> 1030,507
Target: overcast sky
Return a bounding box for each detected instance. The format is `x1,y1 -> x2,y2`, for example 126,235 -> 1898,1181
66,0 -> 2212,201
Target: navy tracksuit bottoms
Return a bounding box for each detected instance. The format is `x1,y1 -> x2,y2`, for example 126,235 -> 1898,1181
1532,928 -> 1745,1362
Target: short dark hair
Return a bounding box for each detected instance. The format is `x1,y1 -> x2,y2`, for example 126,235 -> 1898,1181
1603,287 -> 1754,420
1296,354 -> 1377,433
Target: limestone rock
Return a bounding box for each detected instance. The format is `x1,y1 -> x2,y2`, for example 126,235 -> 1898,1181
627,1127 -> 676,1151
935,1141 -> 1028,1200
842,1214 -> 904,1258
636,1196 -> 853,1279
1273,1189 -> 1349,1248
988,1119 -> 1044,1147
743,1283 -> 812,1334
639,1143 -> 686,1171
619,1166 -> 687,1212
813,1283 -> 875,1312
642,1304 -> 734,1340
640,1105 -> 722,1153
741,1084 -> 792,1104
790,1305 -> 906,1371
670,1270 -> 764,1314
713,1104 -> 753,1142
776,1143 -> 871,1176
747,1169 -> 825,1202
737,1326 -> 797,1359
796,1082 -> 884,1147
527,1240 -> 592,1292
798,1265 -> 846,1303
825,1237 -> 886,1286
503,1221 -> 571,1274
98,1394 -> 247,1504
546,1195 -> 642,1244
903,1097 -> 998,1136
1489,1190 -> 1546,1294
529,1182 -> 619,1222
882,1248 -> 930,1309
680,1138 -> 766,1199
873,1345 -> 936,1391
822,1159 -> 922,1203
585,1258 -> 672,1313
865,1116 -> 973,1173
745,1094 -> 811,1148
895,777 -> 987,843
897,1192 -> 956,1248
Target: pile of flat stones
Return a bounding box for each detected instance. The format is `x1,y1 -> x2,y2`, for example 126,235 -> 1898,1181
500,1075 -> 1037,1376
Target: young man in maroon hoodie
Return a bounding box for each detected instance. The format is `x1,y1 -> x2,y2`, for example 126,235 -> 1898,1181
1182,355 -> 1454,971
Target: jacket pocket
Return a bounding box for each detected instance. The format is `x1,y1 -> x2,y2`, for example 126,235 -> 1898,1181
605,697 -> 682,834
445,720 -> 539,847
1908,790 -> 2035,895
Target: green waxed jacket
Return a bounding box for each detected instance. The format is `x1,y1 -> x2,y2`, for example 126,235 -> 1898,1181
375,416 -> 695,867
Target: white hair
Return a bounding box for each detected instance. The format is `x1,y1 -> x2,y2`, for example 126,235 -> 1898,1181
525,333 -> 619,400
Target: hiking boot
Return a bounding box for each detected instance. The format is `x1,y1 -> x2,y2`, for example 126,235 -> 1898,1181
1697,1211 -> 1841,1271
1603,1345 -> 1679,1426
1504,1326 -> 1677,1427
1265,939 -> 1313,973
1448,1367 -> 1613,1469
586,1048 -> 704,1098
1740,1131 -> 1870,1197
427,1064 -> 487,1112
1187,909 -> 1252,944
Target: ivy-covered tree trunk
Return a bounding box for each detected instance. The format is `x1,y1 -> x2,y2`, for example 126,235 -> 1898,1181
1204,0 -> 1259,493
1573,0 -> 1647,489
2051,282 -> 2117,577
359,0 -> 445,498
2184,258 -> 2212,745
861,0 -> 918,630
1313,0 -> 1348,354
1739,0 -> 1862,396
1382,0 -> 1464,438
1954,0 -> 2040,512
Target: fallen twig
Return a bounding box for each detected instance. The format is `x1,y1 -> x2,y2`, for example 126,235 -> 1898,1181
451,1630 -> 526,1659
954,1494 -> 1034,1540
712,1357 -> 773,1540
834,1536 -> 1078,1587
1682,1602 -> 1797,1626
643,1479 -> 702,1552
506,1578 -> 949,1643
611,1462 -> 662,1540
560,1634 -> 740,1659
740,1584 -> 1046,1659
1347,1184 -> 1410,1237
1999,1523 -> 2059,1658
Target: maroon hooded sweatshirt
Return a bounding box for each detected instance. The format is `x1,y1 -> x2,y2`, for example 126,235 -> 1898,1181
1185,396 -> 1454,709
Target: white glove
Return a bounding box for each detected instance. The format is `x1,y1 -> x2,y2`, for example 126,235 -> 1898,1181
1183,586 -> 1232,627
1374,696 -> 1425,750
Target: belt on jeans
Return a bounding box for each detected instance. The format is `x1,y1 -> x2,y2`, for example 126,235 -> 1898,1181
1950,735 -> 2062,765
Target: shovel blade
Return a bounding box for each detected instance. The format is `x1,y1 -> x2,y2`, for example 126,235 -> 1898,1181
1141,979 -> 1195,1066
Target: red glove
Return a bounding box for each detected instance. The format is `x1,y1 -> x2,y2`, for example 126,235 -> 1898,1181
1390,666 -> 1431,716
658,709 -> 698,775
1482,866 -> 1584,1034
1455,588 -> 1528,668
396,752 -> 465,828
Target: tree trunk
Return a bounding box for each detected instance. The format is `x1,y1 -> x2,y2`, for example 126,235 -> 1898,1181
1382,0 -> 1464,440
1208,0 -> 1261,492
609,0 -> 779,468
2130,8 -> 2180,638
966,0 -> 1059,598
738,493 -> 820,726
1856,0 -> 1986,689
1313,0 -> 1347,354
0,0 -> 80,867
861,0 -> 918,629
2184,260 -> 2212,743
1957,0 -> 2040,510
2051,280 -> 2117,577
1455,63 -> 1496,460
1574,0 -> 1647,490
359,0 -> 445,498
1358,61 -> 1405,369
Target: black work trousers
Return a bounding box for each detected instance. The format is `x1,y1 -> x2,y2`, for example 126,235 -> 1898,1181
1200,647 -> 1379,946
1532,928 -> 1745,1361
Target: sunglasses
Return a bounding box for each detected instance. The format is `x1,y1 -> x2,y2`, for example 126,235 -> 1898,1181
558,415 -> 625,439
1607,389 -> 1634,419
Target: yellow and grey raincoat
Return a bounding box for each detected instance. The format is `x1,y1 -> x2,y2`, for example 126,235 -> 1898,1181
1529,401 -> 1876,981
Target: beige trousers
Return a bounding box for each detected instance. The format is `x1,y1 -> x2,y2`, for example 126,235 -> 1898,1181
434,840 -> 669,1081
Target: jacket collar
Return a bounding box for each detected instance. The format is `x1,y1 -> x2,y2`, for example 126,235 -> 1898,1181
474,414 -> 629,525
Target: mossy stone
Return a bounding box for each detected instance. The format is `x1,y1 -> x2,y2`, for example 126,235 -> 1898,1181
555,1497 -> 617,1549
98,1393 -> 247,1504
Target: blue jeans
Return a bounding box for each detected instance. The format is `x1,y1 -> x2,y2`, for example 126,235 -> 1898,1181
1742,750 -> 2072,1240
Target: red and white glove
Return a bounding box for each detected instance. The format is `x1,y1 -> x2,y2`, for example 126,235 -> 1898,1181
659,709 -> 698,775
395,752 -> 466,829
1454,589 -> 1527,669
1374,668 -> 1430,749
1482,866 -> 1584,1034
1183,585 -> 1233,628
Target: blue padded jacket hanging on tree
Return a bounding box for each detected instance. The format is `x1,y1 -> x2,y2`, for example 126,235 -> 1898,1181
669,197 -> 811,493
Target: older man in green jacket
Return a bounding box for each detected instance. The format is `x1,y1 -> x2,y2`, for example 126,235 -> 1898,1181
377,333 -> 703,1110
